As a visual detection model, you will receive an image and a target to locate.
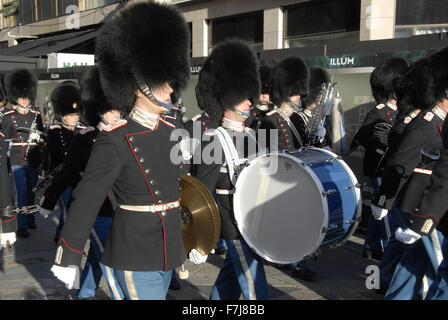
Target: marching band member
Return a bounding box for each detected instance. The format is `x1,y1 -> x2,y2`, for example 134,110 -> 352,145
45,82 -> 84,243
260,57 -> 311,153
1,68 -> 44,238
245,65 -> 274,130
38,66 -> 125,299
192,38 -> 267,300
351,57 -> 408,260
296,66 -> 331,148
49,1 -> 206,300
371,63 -> 421,294
378,47 -> 448,300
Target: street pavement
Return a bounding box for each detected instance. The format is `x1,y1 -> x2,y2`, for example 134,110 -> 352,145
0,212 -> 382,300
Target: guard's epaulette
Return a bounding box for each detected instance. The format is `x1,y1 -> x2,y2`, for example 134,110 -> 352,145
79,126 -> 95,135
0,132 -> 4,138
376,104 -> 386,110
403,116 -> 412,124
104,119 -> 128,132
30,108 -> 40,114
423,112 -> 434,122
266,110 -> 278,116
50,124 -> 62,130
160,118 -> 175,128
3,110 -> 14,115
191,114 -> 202,121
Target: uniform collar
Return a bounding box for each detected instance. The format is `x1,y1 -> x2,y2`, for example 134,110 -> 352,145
432,105 -> 447,121
129,106 -> 160,130
386,102 -> 397,111
14,106 -> 31,115
256,103 -> 269,112
97,119 -> 127,132
221,117 -> 245,132
303,108 -> 313,118
276,105 -> 294,119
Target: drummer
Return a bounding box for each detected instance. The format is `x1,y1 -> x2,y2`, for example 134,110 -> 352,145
192,39 -> 268,300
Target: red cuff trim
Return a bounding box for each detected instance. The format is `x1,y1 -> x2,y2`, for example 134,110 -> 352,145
411,213 -> 439,224
2,215 -> 16,223
58,238 -> 84,254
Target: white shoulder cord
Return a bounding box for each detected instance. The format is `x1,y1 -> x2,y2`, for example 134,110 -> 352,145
215,127 -> 246,185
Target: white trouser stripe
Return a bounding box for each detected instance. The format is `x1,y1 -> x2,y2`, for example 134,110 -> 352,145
234,240 -> 256,300
430,230 -> 444,266
422,275 -> 429,300
124,271 -> 140,300
90,228 -> 123,300
105,266 -> 122,300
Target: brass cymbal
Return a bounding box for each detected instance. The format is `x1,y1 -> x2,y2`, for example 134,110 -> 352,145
179,174 -> 220,256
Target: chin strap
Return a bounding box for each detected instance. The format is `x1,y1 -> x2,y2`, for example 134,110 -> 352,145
286,99 -> 302,113
134,73 -> 173,113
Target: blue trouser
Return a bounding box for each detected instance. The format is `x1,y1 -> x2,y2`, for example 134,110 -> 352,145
112,269 -> 172,300
379,205 -> 408,289
426,235 -> 448,300
55,187 -> 71,240
216,238 -> 227,249
210,239 -> 268,300
77,217 -> 124,300
12,166 -> 38,229
364,178 -> 390,252
385,230 -> 446,300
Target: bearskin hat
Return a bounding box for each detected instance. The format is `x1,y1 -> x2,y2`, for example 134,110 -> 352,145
195,39 -> 260,124
370,57 -> 408,104
95,1 -> 190,112
259,65 -> 274,95
302,67 -> 331,107
410,47 -> 448,110
50,82 -> 81,117
392,64 -> 419,117
270,57 -> 309,106
4,68 -> 38,103
80,66 -> 115,127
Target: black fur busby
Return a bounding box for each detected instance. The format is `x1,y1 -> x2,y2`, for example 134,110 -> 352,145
302,67 -> 331,107
393,64 -> 419,117
411,47 -> 448,110
370,57 -> 409,104
259,65 -> 273,95
80,66 -> 114,127
50,82 -> 81,117
270,57 -> 309,106
195,39 -> 260,124
4,68 -> 38,103
95,1 -> 190,112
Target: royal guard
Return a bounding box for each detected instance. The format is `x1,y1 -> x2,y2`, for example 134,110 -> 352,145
351,57 -> 409,260
49,1 -> 206,300
1,68 -> 44,238
192,38 -> 267,300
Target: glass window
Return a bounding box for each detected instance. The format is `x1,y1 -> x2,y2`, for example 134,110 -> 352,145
37,0 -> 57,21
286,0 -> 360,38
19,0 -> 36,25
211,11 -> 263,46
396,0 -> 448,25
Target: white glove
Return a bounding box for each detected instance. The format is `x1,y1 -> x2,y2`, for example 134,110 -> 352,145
50,264 -> 80,289
1,232 -> 17,248
316,124 -> 326,138
37,205 -> 52,219
30,132 -> 40,141
371,204 -> 388,220
189,249 -> 208,264
395,227 -> 421,245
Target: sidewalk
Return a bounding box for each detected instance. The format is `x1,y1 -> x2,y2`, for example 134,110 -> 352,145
0,213 -> 382,300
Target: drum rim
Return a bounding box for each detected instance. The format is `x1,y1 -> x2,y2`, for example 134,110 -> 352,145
301,147 -> 363,246
233,152 -> 329,265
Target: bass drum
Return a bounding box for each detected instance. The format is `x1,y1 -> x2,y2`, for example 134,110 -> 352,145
233,147 -> 362,265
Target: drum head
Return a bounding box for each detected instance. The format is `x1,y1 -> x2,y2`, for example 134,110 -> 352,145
233,153 -> 328,264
